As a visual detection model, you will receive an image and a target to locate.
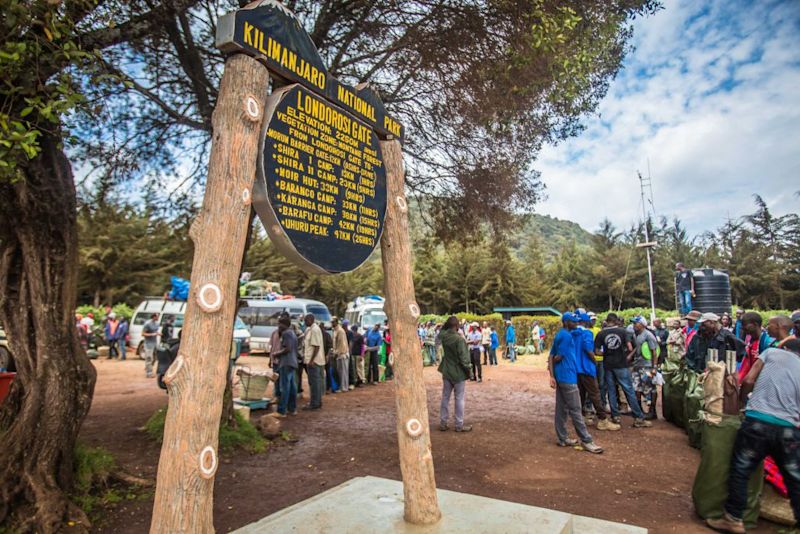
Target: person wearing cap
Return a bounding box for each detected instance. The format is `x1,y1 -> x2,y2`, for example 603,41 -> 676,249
631,316 -> 660,420
574,312 -> 619,431
438,316 -> 473,432
706,338 -> 800,533
505,320 -> 517,363
467,322 -> 483,382
685,312 -> 745,373
104,312 -> 121,359
595,313 -> 651,428
549,313 -> 603,453
683,310 -> 702,346
675,263 -> 695,315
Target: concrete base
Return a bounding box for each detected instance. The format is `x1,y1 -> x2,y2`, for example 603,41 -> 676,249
234,476 -> 646,533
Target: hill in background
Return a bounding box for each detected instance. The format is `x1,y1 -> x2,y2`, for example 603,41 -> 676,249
510,214 -> 593,260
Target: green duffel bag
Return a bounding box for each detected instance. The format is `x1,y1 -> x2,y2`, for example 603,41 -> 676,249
667,367 -> 690,428
684,373 -> 705,449
692,413 -> 763,528
660,360 -> 681,423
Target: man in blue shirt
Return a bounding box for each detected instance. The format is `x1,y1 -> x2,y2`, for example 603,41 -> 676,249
573,312 -> 619,431
365,324 -> 383,384
505,321 -> 517,363
489,327 -> 499,366
549,313 -> 602,454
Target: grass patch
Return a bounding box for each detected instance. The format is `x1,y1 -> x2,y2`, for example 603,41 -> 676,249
219,411 -> 267,453
71,444 -> 117,518
143,407 -> 167,442
74,443 -> 116,496
144,408 -> 267,454
71,444 -> 154,523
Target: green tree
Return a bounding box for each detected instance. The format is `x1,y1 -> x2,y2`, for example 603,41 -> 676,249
77,201 -> 193,307
544,240 -> 590,310
0,2 -> 201,530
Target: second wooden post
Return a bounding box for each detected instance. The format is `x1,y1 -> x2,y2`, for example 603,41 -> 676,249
380,139 -> 442,525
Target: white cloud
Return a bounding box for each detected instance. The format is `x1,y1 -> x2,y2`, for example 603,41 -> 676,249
535,0 -> 800,235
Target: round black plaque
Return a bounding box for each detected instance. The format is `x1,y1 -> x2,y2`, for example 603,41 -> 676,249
254,84 -> 387,274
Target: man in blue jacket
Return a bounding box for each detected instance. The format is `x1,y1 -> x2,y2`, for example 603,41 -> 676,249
505,321 -> 517,363
573,312 -> 619,431
549,313 -> 603,454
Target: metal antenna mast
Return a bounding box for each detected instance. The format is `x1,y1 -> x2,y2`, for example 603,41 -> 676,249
637,170 -> 657,323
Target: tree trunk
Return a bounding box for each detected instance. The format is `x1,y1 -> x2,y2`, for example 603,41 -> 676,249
150,54 -> 269,533
0,132 -> 98,532
380,139 -> 441,525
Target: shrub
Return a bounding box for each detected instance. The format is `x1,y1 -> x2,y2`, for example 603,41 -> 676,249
144,408 -> 267,454
75,303 -> 133,322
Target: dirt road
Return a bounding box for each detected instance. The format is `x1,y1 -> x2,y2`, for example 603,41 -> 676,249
80,353 -> 778,533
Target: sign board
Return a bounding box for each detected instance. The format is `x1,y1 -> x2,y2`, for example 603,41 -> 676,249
254,84 -> 387,274
216,0 -> 404,143
216,0 -> 402,274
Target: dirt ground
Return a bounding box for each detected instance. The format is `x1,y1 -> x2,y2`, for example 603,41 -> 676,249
80,350 -> 783,533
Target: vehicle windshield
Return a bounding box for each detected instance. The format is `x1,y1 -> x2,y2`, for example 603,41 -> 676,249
362,310 -> 387,328
234,316 -> 247,330
307,304 -> 331,323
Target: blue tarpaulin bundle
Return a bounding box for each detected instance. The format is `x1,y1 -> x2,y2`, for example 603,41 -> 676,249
168,276 -> 190,301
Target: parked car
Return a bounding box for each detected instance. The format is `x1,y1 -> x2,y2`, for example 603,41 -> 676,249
0,324 -> 14,372
238,297 -> 332,354
129,298 -> 250,359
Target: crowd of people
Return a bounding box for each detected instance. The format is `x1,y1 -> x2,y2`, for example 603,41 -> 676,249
267,314 -> 397,417
74,307 -> 131,360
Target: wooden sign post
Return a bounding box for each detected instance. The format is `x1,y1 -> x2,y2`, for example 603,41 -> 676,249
150,2 -> 440,532
150,53 -> 270,532
380,139 -> 441,524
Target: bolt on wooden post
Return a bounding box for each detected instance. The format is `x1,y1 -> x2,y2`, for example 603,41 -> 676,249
150,53 -> 269,533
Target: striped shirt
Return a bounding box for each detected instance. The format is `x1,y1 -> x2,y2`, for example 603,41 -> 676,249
747,348 -> 800,427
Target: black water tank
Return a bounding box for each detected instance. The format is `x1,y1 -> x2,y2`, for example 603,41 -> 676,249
686,268 -> 732,316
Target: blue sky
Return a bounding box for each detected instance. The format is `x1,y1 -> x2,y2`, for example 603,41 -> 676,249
535,0 -> 800,235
